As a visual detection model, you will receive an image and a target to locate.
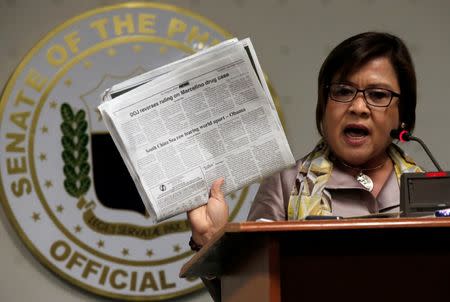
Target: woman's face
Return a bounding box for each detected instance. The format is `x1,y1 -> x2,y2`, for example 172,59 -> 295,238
323,57 -> 400,167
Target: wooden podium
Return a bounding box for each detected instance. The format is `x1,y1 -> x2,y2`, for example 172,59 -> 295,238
180,217 -> 450,302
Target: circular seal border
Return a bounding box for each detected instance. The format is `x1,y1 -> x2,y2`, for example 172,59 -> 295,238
0,2 -> 235,300
0,2 -> 283,300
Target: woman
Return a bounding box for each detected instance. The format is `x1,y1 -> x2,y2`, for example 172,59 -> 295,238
188,31 -> 423,249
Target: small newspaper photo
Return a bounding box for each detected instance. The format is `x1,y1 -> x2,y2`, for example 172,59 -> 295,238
98,38 -> 295,223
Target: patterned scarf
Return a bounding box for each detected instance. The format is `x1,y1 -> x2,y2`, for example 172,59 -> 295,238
287,141 -> 423,220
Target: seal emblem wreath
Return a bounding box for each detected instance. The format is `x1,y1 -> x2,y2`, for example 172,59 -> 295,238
0,2 -> 260,300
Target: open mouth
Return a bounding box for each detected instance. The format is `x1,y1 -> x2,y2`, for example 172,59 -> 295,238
344,125 -> 369,138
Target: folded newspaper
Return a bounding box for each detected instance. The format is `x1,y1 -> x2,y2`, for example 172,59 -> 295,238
98,38 -> 295,223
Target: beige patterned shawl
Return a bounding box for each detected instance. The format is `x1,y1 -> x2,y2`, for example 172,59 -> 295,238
287,141 -> 423,220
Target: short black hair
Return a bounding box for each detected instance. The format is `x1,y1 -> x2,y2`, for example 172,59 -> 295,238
316,32 -> 417,135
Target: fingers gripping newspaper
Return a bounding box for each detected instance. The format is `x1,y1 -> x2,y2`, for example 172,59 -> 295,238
98,38 -> 295,223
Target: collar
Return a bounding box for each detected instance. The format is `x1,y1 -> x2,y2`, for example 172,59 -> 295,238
325,164 -> 400,212
325,163 -> 362,189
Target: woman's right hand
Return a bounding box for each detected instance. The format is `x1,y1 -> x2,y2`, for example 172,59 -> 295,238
187,178 -> 229,246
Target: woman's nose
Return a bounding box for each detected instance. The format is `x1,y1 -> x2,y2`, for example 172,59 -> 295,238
348,92 -> 370,115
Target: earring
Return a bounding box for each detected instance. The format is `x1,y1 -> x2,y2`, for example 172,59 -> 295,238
400,122 -> 406,129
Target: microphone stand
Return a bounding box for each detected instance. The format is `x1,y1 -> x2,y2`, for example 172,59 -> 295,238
393,129 -> 443,172
407,135 -> 443,172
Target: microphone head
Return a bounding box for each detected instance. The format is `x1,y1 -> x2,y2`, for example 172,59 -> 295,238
390,129 -> 410,142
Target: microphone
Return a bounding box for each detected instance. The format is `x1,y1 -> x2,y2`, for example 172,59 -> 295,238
390,129 -> 443,171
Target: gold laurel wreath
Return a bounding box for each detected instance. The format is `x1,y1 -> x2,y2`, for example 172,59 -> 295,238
60,103 -> 91,198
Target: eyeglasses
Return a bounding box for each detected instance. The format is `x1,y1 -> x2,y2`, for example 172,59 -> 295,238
327,83 -> 401,107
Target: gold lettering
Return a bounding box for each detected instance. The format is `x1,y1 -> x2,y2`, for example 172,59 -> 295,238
6,157 -> 26,174
159,270 -> 175,289
139,271 -> 158,291
110,269 -> 127,290
10,112 -> 30,131
187,26 -> 210,44
47,44 -> 68,67
82,259 -> 102,279
90,18 -> 109,40
25,68 -> 47,92
113,13 -> 135,36
138,13 -> 156,34
50,240 -> 71,261
14,90 -> 35,107
11,178 -> 32,197
99,265 -> 110,285
46,32 -> 81,67
6,133 -> 25,153
64,31 -> 81,54
66,251 -> 87,270
167,18 -> 187,38
130,271 -> 137,291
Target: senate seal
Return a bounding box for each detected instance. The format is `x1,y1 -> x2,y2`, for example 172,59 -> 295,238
0,2 -> 259,300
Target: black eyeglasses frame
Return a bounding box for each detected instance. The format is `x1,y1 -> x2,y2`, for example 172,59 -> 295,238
326,83 -> 401,108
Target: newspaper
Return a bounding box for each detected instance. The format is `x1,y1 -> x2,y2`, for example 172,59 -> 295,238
98,38 -> 295,223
